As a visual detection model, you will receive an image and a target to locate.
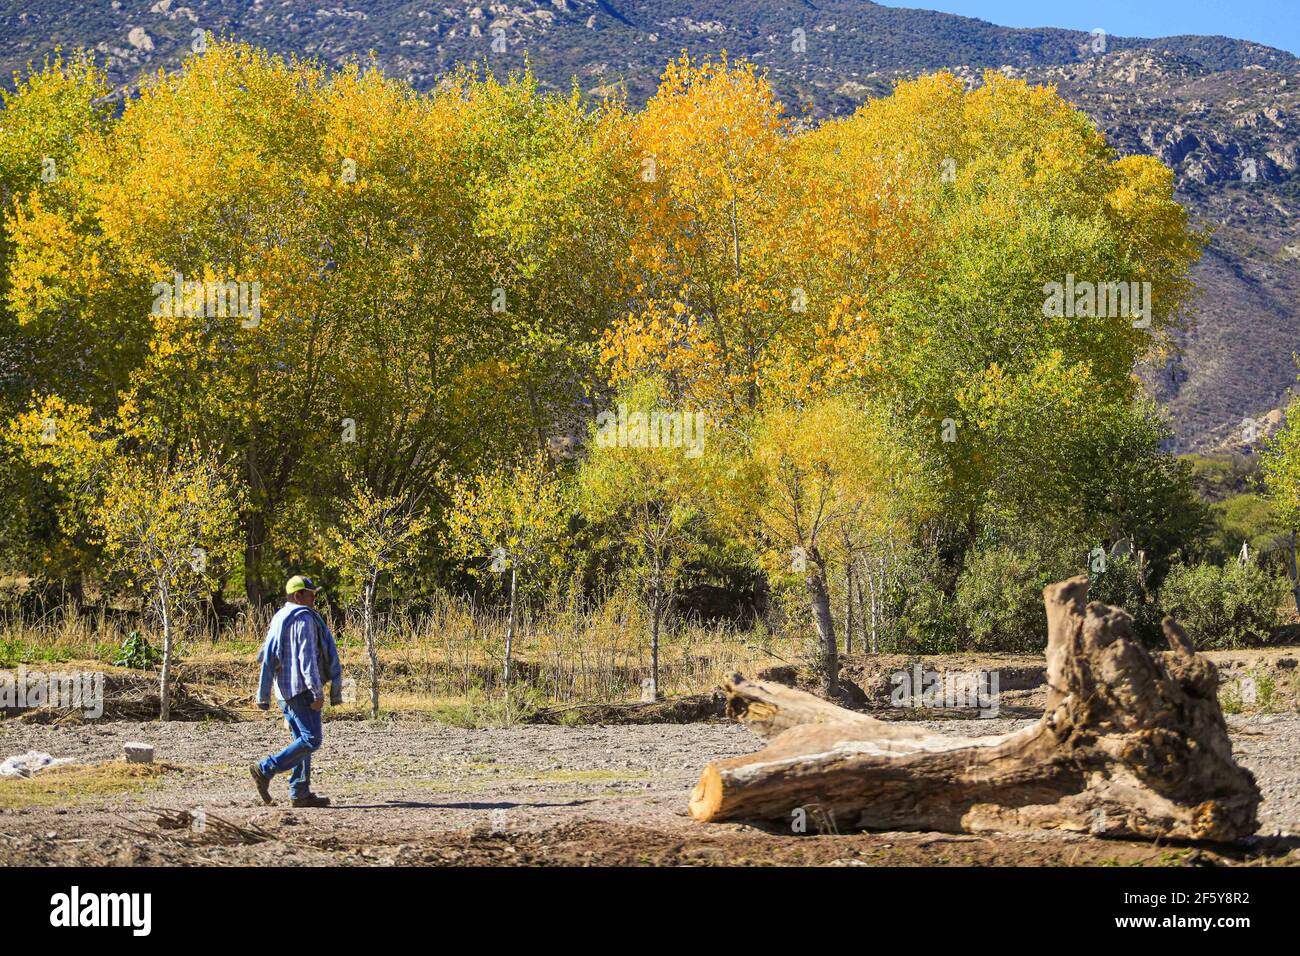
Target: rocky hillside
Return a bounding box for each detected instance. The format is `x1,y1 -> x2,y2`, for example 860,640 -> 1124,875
3,1 -> 1297,450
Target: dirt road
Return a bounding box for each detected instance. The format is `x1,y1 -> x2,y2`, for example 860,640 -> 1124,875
2,714 -> 1298,866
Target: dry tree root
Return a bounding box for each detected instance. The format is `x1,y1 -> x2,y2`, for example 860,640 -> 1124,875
119,808 -> 277,846
689,576 -> 1260,842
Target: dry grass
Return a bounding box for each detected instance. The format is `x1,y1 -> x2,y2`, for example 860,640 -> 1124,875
0,761 -> 181,810
0,605 -> 119,665
0,588 -> 806,718
357,589 -> 799,706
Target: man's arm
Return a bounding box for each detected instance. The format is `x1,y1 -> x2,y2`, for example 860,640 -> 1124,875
255,638 -> 276,709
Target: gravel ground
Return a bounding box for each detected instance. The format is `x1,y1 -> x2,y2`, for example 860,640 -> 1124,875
1,713 -> 1297,866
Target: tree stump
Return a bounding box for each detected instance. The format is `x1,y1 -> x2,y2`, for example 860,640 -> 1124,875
689,576 -> 1260,842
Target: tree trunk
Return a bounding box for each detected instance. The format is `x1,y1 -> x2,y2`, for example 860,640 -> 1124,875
243,381 -> 267,608
209,577 -> 237,628
365,574 -> 379,719
689,576 -> 1260,842
158,586 -> 172,722
242,504 -> 268,607
65,571 -> 85,611
649,583 -> 662,701
503,566 -> 517,686
868,555 -> 879,655
844,561 -> 854,655
805,554 -> 837,698
1288,531 -> 1300,614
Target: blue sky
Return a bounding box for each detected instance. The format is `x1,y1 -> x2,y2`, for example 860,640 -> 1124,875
893,0 -> 1300,56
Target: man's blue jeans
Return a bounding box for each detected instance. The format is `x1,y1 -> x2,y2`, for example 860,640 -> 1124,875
258,691 -> 322,798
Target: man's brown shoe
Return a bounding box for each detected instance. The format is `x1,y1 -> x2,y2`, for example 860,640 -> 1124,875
248,763 -> 273,805
291,793 -> 331,808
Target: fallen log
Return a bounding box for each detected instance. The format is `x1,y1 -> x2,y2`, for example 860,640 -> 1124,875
689,576 -> 1260,842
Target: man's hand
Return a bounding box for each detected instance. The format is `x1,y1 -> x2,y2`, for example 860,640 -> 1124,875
311,697 -> 324,711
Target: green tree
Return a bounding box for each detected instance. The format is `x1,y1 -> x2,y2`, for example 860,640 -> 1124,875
326,479 -> 430,718
95,450 -> 240,720
1262,385 -> 1300,611
576,379 -> 713,698
444,453 -> 569,687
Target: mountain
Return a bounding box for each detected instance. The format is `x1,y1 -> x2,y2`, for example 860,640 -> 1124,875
3,0 -> 1298,450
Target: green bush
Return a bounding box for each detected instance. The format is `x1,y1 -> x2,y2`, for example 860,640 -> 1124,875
879,549 -> 958,655
113,630 -> 162,670
1087,553 -> 1163,645
1204,493 -> 1287,566
1159,561 -> 1287,649
953,546 -> 1052,653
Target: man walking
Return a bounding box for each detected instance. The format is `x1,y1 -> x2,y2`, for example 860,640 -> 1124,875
249,575 -> 344,808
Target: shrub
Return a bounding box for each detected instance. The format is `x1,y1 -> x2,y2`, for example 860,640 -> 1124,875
878,549 -> 958,655
1159,561 -> 1287,649
113,630 -> 162,670
953,546 -> 1053,653
1088,553 -> 1163,645
1218,667 -> 1281,715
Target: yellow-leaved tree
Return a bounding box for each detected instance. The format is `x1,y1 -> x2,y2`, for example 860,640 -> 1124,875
576,378 -> 716,699
604,53 -> 798,424
326,479 -> 431,718
443,453 -> 570,690
738,396 -> 933,695
9,397 -> 239,719
96,451 -> 241,720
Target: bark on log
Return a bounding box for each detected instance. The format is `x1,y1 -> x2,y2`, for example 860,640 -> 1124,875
690,576 -> 1260,842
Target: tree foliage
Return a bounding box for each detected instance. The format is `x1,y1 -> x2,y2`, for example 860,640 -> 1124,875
0,43 -> 1228,673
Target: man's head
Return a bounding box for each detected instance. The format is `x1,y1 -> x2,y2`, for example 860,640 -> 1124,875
285,575 -> 321,607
